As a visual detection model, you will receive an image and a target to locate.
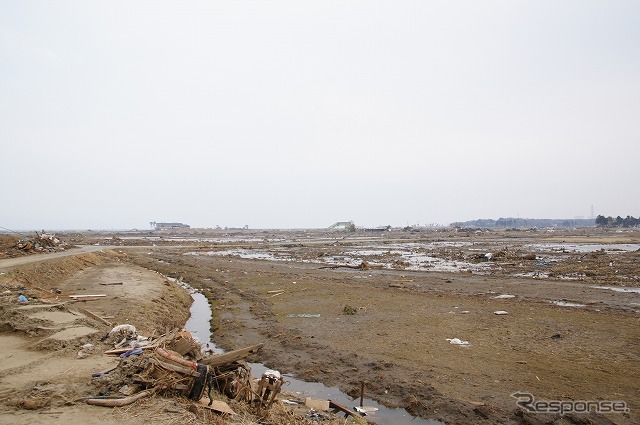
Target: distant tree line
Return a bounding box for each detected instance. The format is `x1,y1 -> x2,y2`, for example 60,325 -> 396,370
595,215 -> 640,227
451,217 -> 596,228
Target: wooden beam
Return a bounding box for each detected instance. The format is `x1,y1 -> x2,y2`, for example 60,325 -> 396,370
76,308 -> 113,327
329,401 -> 367,424
199,344 -> 264,367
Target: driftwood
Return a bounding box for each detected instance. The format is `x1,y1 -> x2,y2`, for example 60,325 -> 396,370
86,389 -> 155,407
199,344 -> 263,367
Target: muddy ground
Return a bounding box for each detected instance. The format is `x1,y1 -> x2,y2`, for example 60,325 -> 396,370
0,228 -> 638,424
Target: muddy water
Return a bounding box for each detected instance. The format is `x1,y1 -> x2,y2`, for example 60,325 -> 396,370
184,290 -> 443,425
184,292 -> 224,354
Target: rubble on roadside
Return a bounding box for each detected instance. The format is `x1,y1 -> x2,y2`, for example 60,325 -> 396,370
15,232 -> 68,254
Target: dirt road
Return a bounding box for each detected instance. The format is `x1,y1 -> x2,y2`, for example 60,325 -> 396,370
0,251 -> 193,424
0,246 -> 114,270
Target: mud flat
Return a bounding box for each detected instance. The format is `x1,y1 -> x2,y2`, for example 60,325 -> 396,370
1,227 -> 638,424
124,227 -> 639,424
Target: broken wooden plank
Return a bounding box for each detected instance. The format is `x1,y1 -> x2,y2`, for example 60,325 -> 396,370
76,308 -> 113,326
69,294 -> 107,299
199,344 -> 264,367
99,282 -> 124,286
40,292 -> 73,299
33,286 -> 55,294
70,297 -> 105,302
104,344 -> 159,355
329,401 -> 367,424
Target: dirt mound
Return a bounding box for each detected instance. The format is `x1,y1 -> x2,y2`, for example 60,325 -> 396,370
0,234 -> 21,258
0,232 -> 71,259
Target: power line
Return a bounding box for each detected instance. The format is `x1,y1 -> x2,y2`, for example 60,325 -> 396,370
0,226 -> 29,237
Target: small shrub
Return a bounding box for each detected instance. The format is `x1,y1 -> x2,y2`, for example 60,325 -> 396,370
343,305 -> 357,315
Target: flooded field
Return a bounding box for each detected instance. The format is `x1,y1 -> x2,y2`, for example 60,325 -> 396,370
1,227 -> 638,424
119,226 -> 639,424
164,228 -> 640,293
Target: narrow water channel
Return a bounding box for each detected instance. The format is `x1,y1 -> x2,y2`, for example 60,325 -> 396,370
184,289 -> 443,425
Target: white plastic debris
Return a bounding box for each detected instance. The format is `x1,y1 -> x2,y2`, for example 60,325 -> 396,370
446,338 -> 470,346
109,324 -> 137,339
494,311 -> 509,315
493,294 -> 515,299
263,369 -> 281,380
354,406 -> 379,415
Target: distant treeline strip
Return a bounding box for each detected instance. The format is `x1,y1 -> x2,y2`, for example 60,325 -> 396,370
595,215 -> 640,228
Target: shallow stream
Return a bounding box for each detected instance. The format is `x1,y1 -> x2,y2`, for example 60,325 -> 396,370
184,289 -> 443,425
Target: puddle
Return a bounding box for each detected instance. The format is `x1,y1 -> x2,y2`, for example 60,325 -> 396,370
185,249 -> 292,261
340,246 -> 489,273
525,243 -> 640,253
186,244 -> 490,274
551,301 -> 587,307
182,281 -> 443,425
591,286 -> 640,294
512,272 -> 551,278
249,362 -> 442,425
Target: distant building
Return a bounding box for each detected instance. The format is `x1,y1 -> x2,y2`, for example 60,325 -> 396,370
150,222 -> 190,230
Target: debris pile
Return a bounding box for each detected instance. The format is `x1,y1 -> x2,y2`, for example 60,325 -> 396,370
15,232 -> 68,254
89,327 -> 268,417
86,326 -> 371,423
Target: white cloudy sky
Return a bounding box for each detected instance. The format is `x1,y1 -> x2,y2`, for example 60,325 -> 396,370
1,1 -> 638,230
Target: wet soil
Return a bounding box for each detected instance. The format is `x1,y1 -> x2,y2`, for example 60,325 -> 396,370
1,227 -> 638,425
123,227 -> 640,424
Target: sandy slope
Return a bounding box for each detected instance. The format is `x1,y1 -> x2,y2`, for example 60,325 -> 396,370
0,252 -> 191,424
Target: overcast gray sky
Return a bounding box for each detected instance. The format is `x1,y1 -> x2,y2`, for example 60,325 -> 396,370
1,1 -> 639,230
